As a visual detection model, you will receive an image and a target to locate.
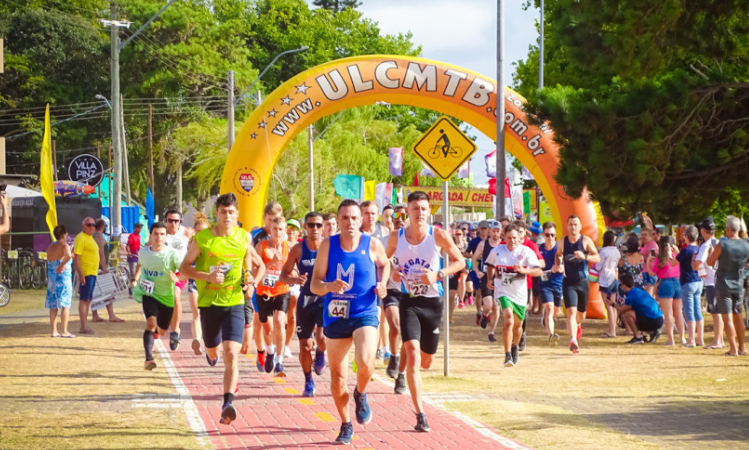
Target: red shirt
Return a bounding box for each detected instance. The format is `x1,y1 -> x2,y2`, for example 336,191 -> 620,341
522,238 -> 543,288
127,232 -> 141,256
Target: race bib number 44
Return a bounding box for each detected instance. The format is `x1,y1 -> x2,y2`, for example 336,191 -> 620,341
139,279 -> 155,295
327,299 -> 350,319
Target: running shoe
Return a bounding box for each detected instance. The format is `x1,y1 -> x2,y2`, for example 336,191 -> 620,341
154,332 -> 160,340
273,362 -> 287,377
206,353 -> 220,367
394,373 -> 407,394
569,340 -> 580,354
384,350 -> 392,360
169,331 -> 181,351
518,332 -> 526,352
257,352 -> 266,372
414,412 -> 431,432
314,349 -> 326,375
219,403 -> 237,425
353,388 -> 372,424
458,300 -> 465,309
303,377 -> 315,397
503,352 -> 514,367
576,324 -> 582,340
475,312 -> 481,326
386,354 -> 400,379
480,313 -> 489,329
284,346 -> 292,359
511,343 -> 519,365
335,422 -> 354,445
467,295 -> 474,306
648,328 -> 662,344
488,333 -> 497,343
376,348 -> 384,361
549,333 -> 559,347
627,336 -> 644,344
264,353 -> 275,373
191,338 -> 203,356
144,360 -> 157,370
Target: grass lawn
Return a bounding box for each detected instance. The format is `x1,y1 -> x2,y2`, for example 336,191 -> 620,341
0,289 -> 47,315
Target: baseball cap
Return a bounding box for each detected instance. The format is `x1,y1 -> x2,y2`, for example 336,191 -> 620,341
287,219 -> 301,230
697,217 -> 716,231
478,220 -> 490,229
486,220 -> 501,230
529,221 -> 542,235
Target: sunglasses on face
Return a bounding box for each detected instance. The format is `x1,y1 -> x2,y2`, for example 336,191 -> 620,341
167,218 -> 181,224
392,212 -> 408,220
455,232 -> 464,236
306,222 -> 323,229
544,233 -> 555,237
84,223 -> 95,227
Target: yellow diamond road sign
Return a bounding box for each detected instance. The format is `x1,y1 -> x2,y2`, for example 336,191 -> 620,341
413,116 -> 477,181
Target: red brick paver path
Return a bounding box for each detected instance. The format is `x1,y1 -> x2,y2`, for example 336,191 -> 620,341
165,332 -> 530,450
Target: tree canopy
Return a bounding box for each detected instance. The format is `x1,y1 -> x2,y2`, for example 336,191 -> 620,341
514,0 -> 749,224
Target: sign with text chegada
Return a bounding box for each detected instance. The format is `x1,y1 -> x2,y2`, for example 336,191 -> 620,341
403,185 -> 493,208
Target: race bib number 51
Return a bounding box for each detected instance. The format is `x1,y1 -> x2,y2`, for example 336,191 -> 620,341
327,299 -> 350,319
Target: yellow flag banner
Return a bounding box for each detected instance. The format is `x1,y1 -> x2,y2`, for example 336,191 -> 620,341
403,185 -> 494,208
364,180 -> 376,201
40,105 -> 57,239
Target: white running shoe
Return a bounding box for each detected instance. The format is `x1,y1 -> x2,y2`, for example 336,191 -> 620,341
283,346 -> 292,359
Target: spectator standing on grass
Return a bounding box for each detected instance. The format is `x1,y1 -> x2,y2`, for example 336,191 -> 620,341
677,226 -> 704,347
91,218 -> 124,323
45,225 -> 75,338
706,216 -> 749,357
598,231 -> 621,338
694,218 -> 722,349
647,236 -> 684,346
73,217 -> 99,335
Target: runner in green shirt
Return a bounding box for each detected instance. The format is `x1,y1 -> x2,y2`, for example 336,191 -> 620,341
179,193 -> 265,426
130,222 -> 183,370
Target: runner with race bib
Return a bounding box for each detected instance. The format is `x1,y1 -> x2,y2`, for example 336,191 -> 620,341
131,222 -> 184,371
387,191 -> 465,433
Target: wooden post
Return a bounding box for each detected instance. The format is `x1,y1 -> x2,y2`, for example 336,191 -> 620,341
148,104 -> 154,197
52,139 -> 58,181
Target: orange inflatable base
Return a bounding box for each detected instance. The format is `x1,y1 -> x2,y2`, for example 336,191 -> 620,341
586,282 -> 607,319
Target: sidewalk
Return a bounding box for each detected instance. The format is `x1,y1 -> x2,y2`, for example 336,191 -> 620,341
166,323 -> 530,450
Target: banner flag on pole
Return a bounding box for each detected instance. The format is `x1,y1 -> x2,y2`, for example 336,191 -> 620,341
458,160 -> 469,179
485,150 -> 496,178
334,174 -> 364,201
364,180 -> 376,201
40,104 -> 57,239
146,187 -> 155,228
374,182 -> 392,212
420,164 -> 436,178
388,147 -> 403,176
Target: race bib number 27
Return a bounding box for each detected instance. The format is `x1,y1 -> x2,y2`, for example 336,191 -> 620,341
327,299 -> 350,319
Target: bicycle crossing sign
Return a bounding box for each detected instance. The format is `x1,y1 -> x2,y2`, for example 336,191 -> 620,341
412,116 -> 477,181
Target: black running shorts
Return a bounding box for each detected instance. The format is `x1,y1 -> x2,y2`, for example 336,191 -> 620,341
296,294 -> 324,340
142,295 -> 173,332
257,292 -> 290,323
400,295 -> 443,355
563,278 -> 589,313
382,289 -> 402,310
199,304 -> 244,349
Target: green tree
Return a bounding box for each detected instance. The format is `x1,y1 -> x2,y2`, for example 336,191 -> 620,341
515,0 -> 749,224
312,0 -> 361,13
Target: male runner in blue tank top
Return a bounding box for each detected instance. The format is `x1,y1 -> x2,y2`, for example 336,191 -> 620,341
311,199 -> 390,445
387,191 -> 465,432
552,215 -> 600,354
280,211 -> 327,397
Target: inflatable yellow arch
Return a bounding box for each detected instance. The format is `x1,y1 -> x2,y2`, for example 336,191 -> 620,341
220,55 -> 606,317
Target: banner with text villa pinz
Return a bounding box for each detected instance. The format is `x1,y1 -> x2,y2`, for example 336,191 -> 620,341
403,186 -> 493,208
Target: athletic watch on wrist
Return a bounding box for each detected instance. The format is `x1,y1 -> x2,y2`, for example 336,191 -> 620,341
438,270 -> 446,280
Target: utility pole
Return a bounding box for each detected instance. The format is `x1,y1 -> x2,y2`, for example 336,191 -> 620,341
227,71 -> 234,151
120,94 -> 131,206
104,0 -> 178,234
107,144 -> 112,226
109,0 -> 123,233
539,0 -> 544,90
308,126 -> 314,211
148,104 -> 154,196
495,0 -> 506,220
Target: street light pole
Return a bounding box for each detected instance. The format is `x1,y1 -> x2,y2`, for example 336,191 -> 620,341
234,46 -> 309,107
495,0 -> 506,220
228,71 -> 235,151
